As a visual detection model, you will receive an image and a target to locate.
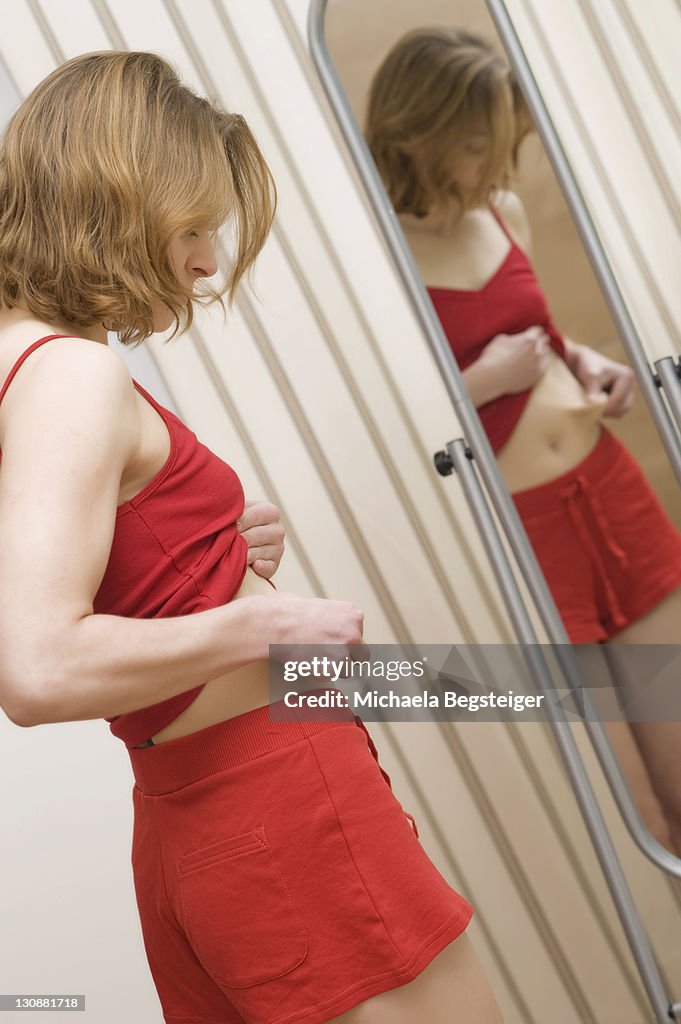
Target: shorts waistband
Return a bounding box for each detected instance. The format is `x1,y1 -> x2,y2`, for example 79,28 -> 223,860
511,427 -> 621,517
128,698 -> 357,796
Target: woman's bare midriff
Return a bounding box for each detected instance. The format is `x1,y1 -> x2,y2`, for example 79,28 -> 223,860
495,349 -> 608,493
147,568 -> 281,745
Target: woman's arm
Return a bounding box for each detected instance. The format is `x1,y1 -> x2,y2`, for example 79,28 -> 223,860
461,359 -> 506,407
0,341 -> 362,728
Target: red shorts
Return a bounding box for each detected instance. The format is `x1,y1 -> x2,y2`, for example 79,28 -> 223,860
129,703 -> 473,1024
512,428 -> 681,643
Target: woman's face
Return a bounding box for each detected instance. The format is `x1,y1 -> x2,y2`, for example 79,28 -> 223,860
447,130 -> 492,199
152,228 -> 219,332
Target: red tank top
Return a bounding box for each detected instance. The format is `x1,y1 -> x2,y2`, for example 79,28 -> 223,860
427,207 -> 566,453
0,334 -> 249,747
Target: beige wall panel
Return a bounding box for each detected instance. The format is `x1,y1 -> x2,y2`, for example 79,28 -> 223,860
32,0 -> 112,55
620,0 -> 681,119
2,1 -> 55,90
505,0 -> 681,359
592,0 -> 681,204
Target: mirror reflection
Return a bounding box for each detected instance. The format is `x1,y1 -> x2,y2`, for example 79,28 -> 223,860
326,2 -> 681,857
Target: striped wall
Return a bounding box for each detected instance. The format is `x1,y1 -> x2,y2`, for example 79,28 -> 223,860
499,0 -> 681,367
0,2 -> 680,1022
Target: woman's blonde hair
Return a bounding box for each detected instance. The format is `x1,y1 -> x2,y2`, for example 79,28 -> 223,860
365,28 -> 530,216
0,51 -> 276,344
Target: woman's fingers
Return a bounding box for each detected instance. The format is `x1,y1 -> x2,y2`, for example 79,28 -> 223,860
237,500 -> 280,531
241,523 -> 285,549
248,544 -> 283,564
603,367 -> 636,417
238,503 -> 285,577
251,558 -> 277,579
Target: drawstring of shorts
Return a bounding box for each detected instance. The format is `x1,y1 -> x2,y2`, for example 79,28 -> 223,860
560,475 -> 628,632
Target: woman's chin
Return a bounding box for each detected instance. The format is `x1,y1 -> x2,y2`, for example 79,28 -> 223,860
152,316 -> 174,335
152,300 -> 188,334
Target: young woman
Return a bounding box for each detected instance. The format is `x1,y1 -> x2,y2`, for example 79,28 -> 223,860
0,52 -> 503,1024
366,28 -> 681,854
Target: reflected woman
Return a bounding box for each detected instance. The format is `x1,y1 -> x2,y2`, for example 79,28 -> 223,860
366,28 -> 681,853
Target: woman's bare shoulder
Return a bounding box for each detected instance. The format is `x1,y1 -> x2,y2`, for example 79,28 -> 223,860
0,328 -> 136,451
0,328 -> 132,398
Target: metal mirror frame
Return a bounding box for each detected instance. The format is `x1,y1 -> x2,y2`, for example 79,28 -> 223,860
308,1 -> 681,1018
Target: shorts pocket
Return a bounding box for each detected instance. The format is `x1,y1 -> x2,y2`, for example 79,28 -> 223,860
176,824 -> 308,989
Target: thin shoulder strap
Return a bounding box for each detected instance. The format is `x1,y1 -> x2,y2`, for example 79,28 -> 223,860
488,202 -> 515,245
0,334 -> 71,407
131,377 -> 161,411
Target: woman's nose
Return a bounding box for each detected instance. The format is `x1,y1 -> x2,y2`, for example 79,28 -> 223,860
192,239 -> 218,279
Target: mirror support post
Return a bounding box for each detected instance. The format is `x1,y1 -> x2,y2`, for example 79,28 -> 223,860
308,1 -> 681,1018
656,357 -> 681,439
484,0 -> 681,487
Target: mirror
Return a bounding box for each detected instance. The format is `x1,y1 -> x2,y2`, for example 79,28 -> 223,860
322,0 -> 681,863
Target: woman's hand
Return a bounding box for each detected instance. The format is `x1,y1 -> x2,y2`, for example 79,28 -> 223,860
274,593 -> 365,646
245,592 -> 367,666
465,326 -> 551,406
237,500 -> 285,580
565,341 -> 636,417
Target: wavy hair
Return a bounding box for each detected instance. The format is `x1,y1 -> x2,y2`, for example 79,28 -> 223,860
0,51 -> 276,344
365,28 -> 530,216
